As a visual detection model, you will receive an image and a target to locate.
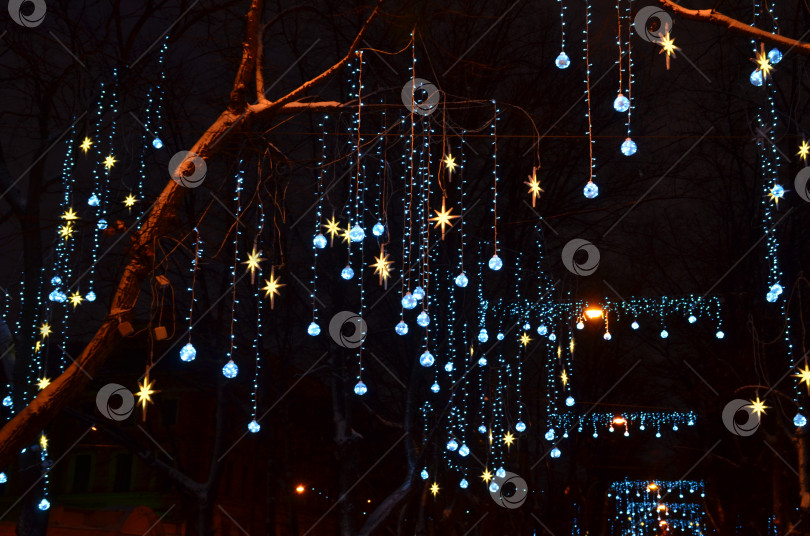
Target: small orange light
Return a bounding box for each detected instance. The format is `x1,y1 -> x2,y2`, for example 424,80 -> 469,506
647,482 -> 659,491
657,503 -> 666,512
91,426 -> 97,431
367,499 -> 371,503
295,485 -> 305,494
584,307 -> 603,319
612,416 -> 627,426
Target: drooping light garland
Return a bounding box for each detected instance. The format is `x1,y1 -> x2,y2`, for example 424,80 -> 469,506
222,168 -> 244,379
582,0 -> 598,199
608,480 -> 706,534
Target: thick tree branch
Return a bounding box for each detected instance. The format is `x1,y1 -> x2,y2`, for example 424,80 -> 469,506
658,0 -> 810,55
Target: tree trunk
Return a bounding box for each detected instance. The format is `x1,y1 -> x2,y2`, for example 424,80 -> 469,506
330,344 -> 356,536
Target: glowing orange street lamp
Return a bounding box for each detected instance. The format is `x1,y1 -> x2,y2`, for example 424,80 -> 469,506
295,485 -> 305,494
584,307 -> 604,320
647,482 -> 659,491
612,415 -> 627,426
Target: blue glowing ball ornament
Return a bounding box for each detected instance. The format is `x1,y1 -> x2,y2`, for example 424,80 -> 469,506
716,330 -> 725,339
416,311 -> 430,327
768,48 -> 783,64
85,291 -> 96,302
656,432 -> 662,438
454,272 -> 468,287
180,343 -> 197,362
222,360 -> 238,378
495,467 -> 506,478
603,332 -> 612,340
523,323 -> 530,330
550,447 -> 561,458
48,290 -> 59,302
0,472 -> 5,483
555,51 -> 570,69
537,325 -> 548,336
672,424 -> 679,431
401,292 -> 417,309
576,321 -> 584,330
421,469 -> 429,480
413,286 -> 426,301
478,329 -> 489,343
767,283 -> 783,303
313,233 -> 327,249
395,321 -> 408,335
478,357 -> 487,366
444,362 -> 453,372
688,315 -> 697,324
38,499 -> 50,511
613,93 -> 630,112
56,290 -> 67,303
583,181 -> 599,199
354,381 -> 368,396
488,254 -> 503,271
372,222 -> 385,236
621,138 -> 637,156
87,193 -> 100,206
549,333 -> 557,341
430,382 -> 440,393
419,351 -> 435,367
152,137 -> 163,149
460,478 -> 469,489
459,444 -> 470,456
2,396 -> 11,407
544,429 -> 555,441
631,321 -> 639,330
97,219 -> 108,230
660,329 -> 669,339
349,224 -> 365,242
565,396 -> 575,407
515,421 -> 526,432
248,420 -> 261,433
341,265 -> 355,280
446,439 -> 458,451
794,413 -> 807,427
478,425 -> 487,434
750,69 -> 764,86
489,481 -> 500,493
307,322 -> 321,336
771,184 -> 785,199
496,333 -> 504,341
51,276 -> 62,286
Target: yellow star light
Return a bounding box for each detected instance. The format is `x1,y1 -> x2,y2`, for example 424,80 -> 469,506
371,250 -> 393,284
561,369 -> 569,386
37,377 -> 50,390
767,184 -> 785,206
323,217 -> 341,242
40,434 -> 48,450
123,194 -> 137,208
748,396 -> 769,417
80,137 -> 93,153
659,32 -> 677,69
524,169 -> 543,207
443,154 -> 457,174
754,44 -> 773,80
261,270 -> 285,308
481,468 -> 493,483
569,338 -> 575,354
58,223 -> 74,240
429,198 -> 460,240
69,291 -> 84,308
799,140 -> 810,161
430,482 -> 440,497
340,224 -> 352,244
503,431 -> 515,446
795,365 -> 810,391
136,375 -> 159,420
557,345 -> 562,359
243,247 -> 264,276
40,322 -> 52,338
103,155 -> 116,170
61,207 -> 79,221
520,332 -> 531,347
34,341 -> 41,353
